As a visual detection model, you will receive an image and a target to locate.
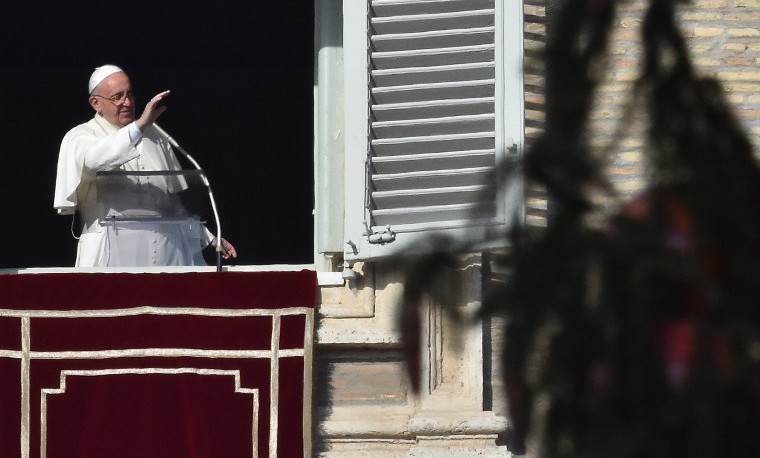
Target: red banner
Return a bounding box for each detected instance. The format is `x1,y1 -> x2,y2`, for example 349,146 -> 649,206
0,271 -> 316,458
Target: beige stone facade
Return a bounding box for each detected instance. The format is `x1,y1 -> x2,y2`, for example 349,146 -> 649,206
597,0 -> 760,199
316,259 -> 510,456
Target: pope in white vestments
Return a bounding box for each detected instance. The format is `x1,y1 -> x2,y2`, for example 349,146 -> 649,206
53,65 -> 236,267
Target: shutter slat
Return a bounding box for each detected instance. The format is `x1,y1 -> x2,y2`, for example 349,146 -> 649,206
372,202 -> 494,226
370,218 -> 497,235
371,27 -> 495,52
371,10 -> 495,35
371,79 -> 494,104
372,62 -> 494,86
372,45 -> 494,69
372,113 -> 494,137
372,150 -> 495,174
372,97 -> 495,121
373,184 -> 491,207
372,0 -> 496,17
371,132 -> 495,156
371,166 -> 494,191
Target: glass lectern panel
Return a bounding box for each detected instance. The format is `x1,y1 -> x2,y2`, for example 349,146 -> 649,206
102,217 -> 206,267
94,170 -> 210,267
95,169 -> 208,219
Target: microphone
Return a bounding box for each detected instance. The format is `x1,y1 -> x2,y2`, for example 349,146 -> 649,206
153,123 -> 225,272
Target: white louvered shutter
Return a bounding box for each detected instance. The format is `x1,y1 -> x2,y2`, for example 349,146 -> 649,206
344,0 -> 524,261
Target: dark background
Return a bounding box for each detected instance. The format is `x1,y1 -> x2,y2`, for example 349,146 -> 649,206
0,2 -> 315,268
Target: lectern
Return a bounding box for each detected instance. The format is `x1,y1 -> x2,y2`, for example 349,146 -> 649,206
95,169 -> 210,267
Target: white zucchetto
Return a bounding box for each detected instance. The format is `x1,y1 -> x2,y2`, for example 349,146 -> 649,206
88,64 -> 123,94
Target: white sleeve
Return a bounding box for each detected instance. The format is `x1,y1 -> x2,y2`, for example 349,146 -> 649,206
54,123 -> 141,211
128,122 -> 143,144
201,225 -> 215,247
76,124 -> 140,171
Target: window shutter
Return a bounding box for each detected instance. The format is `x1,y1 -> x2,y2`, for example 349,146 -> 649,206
344,0 -> 523,261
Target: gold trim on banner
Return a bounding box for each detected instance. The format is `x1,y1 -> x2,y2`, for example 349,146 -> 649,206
21,317 -> 30,458
269,314 -> 281,458
0,306 -> 313,318
29,348 -> 304,360
39,368 -> 260,458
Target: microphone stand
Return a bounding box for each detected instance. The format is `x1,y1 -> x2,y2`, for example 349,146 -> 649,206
154,124 -> 224,272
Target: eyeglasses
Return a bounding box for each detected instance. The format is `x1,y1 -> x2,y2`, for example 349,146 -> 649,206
92,90 -> 134,106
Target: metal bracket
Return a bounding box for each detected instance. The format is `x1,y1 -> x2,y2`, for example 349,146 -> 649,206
506,137 -> 518,154
367,225 -> 396,244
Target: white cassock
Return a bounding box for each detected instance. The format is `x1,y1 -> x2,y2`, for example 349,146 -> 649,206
54,114 -> 211,267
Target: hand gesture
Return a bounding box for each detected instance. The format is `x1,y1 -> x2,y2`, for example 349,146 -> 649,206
136,90 -> 171,131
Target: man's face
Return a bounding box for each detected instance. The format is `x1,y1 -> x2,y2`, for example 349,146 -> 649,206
88,72 -> 135,127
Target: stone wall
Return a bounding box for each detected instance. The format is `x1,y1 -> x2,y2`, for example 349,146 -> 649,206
315,260 -> 509,457
593,0 -> 760,200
